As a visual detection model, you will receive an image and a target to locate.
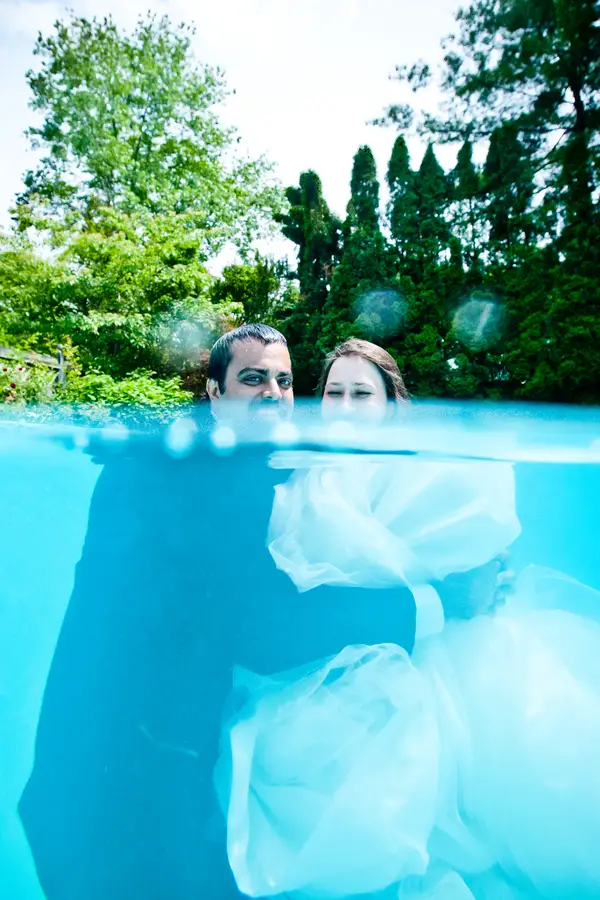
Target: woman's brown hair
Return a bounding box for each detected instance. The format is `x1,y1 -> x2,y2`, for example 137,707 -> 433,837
317,338 -> 409,402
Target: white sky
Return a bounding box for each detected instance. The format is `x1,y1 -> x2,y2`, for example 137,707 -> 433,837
0,0 -> 459,245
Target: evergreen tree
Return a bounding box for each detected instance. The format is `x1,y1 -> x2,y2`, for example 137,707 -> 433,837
483,125 -> 535,263
451,139 -> 483,270
386,136 -> 419,271
415,145 -> 451,273
278,171 -> 342,311
275,171 -> 342,393
348,146 -> 381,228
320,147 -> 392,355
378,0 -> 600,403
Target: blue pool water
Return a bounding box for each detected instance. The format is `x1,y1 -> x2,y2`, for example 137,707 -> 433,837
1,402 -> 600,899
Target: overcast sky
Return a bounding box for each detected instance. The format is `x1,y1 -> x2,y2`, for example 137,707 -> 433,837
0,0 -> 460,240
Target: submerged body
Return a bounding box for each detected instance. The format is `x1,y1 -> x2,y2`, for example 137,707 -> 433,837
216,457 -> 600,899
18,443 -> 418,900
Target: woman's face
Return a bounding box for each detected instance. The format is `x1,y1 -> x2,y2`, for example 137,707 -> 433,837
321,354 -> 389,423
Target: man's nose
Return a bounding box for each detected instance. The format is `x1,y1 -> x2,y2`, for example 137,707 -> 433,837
262,378 -> 282,400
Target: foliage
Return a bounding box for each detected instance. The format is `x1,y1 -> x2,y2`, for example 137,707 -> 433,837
3,3 -> 600,408
209,254 -> 293,325
60,368 -> 192,407
0,11 -> 289,410
1,359 -> 57,404
15,13 -> 282,253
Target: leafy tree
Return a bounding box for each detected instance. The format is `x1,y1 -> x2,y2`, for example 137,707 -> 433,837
15,12 -> 282,254
0,212 -> 240,397
1,12 -> 287,410
209,254 -> 292,325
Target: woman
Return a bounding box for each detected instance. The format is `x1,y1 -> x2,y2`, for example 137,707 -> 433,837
318,337 -> 410,419
215,341 -> 600,899
271,340 -> 516,633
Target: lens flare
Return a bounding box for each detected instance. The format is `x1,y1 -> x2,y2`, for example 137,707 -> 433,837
452,296 -> 505,351
354,290 -> 406,340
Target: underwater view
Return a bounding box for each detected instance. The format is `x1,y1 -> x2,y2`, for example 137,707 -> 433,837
2,402 -> 600,900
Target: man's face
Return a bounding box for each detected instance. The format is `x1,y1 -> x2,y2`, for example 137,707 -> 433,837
207,339 -> 294,422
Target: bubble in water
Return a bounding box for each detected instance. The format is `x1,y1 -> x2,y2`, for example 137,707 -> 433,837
354,290 -> 406,340
165,417 -> 198,458
73,430 -> 89,450
210,424 -> 237,455
101,422 -> 129,444
271,421 -> 300,446
452,296 -> 505,351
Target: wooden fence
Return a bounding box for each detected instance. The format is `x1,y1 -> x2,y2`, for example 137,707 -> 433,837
0,344 -> 67,391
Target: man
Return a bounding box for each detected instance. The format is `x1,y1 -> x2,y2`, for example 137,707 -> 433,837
19,324 -> 302,900
205,322 -> 294,422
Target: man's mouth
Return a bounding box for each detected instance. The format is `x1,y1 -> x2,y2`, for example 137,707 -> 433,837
254,404 -> 282,416
250,399 -> 287,421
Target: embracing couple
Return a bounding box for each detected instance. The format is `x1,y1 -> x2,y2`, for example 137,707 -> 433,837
19,320 -> 524,900
204,322 -> 408,424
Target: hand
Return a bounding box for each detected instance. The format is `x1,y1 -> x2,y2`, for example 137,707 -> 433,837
493,550 -> 517,609
437,551 -> 516,620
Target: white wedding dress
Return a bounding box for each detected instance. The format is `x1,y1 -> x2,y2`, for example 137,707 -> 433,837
214,457 -> 600,899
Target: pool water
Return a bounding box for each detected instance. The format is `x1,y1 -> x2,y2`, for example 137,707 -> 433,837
1,402 -> 600,900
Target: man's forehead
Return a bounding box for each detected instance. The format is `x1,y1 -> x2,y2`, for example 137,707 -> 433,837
228,339 -> 291,373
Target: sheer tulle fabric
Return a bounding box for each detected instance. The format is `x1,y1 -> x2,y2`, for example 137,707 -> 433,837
215,462 -> 600,898
267,459 -> 521,639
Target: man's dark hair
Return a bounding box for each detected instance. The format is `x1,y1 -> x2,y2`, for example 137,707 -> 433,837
207,324 -> 288,393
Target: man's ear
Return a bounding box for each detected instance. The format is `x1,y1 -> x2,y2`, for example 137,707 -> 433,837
206,378 -> 221,403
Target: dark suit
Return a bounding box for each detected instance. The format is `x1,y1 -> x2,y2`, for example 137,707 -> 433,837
19,432 -> 415,900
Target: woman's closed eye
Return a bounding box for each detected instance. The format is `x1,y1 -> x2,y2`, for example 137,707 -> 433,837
354,390 -> 374,398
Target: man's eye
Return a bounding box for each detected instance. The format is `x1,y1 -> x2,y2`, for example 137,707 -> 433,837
279,378 -> 293,388
243,376 -> 262,385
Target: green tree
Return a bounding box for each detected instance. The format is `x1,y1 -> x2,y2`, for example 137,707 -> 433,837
382,0 -> 600,250
377,0 -> 600,404
272,170 -> 342,393
482,125 -> 536,263
15,12 -> 281,254
1,12 -> 288,410
278,171 -> 342,312
451,139 -> 483,270
415,144 -> 451,272
209,254 -> 291,324
386,136 -> 419,270
320,146 -> 392,354
0,210 -> 240,395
